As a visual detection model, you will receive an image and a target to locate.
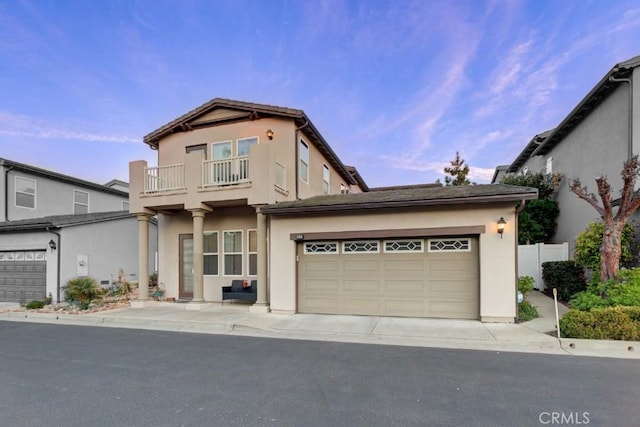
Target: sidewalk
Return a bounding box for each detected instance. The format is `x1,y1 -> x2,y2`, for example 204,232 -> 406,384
1,292 -> 637,359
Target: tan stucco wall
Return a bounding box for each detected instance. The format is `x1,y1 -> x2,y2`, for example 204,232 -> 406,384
268,204 -> 519,322
157,206 -> 257,301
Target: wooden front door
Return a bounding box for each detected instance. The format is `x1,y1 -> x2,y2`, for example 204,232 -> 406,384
179,234 -> 194,299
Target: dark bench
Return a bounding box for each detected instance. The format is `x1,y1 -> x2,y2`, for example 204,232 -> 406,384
222,280 -> 257,304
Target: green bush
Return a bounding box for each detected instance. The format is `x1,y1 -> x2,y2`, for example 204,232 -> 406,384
65,277 -> 100,305
574,221 -> 635,271
518,276 -> 535,296
25,300 -> 45,309
541,261 -> 587,301
518,301 -> 539,322
559,306 -> 640,340
569,268 -> 640,310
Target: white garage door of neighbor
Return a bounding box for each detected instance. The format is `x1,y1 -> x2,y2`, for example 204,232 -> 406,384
298,237 -> 479,319
0,250 -> 47,303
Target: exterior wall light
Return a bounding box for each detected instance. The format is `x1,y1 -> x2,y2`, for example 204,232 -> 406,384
497,217 -> 507,238
266,129 -> 274,140
48,239 -> 57,250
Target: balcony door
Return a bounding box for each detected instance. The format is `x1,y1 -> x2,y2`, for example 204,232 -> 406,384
179,234 -> 194,299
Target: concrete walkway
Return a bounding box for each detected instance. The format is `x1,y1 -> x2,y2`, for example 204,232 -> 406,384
1,291 -> 637,359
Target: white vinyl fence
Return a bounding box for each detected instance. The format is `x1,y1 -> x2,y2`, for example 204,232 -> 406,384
518,243 -> 569,291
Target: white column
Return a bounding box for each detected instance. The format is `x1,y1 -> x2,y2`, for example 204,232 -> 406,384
251,206 -> 270,312
136,214 -> 151,301
190,209 -> 206,303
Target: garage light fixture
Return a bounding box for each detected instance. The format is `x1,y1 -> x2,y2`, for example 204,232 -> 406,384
266,129 -> 274,140
497,217 -> 507,238
48,239 -> 57,251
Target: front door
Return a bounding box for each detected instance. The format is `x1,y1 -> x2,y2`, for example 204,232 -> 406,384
179,234 -> 194,299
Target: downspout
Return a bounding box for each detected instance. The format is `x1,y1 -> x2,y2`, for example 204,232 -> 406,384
294,120 -> 309,200
46,227 -> 62,303
4,166 -> 14,221
609,73 -> 633,159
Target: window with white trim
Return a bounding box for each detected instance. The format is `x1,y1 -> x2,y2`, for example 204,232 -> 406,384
73,190 -> 89,214
343,241 -> 379,253
384,239 -> 424,253
428,238 -> 471,252
248,229 -> 257,276
275,162 -> 286,190
299,140 -> 309,183
237,137 -> 258,157
204,231 -> 219,275
323,164 -> 330,194
121,201 -> 130,211
304,241 -> 338,254
223,231 -> 243,276
15,176 -> 36,209
211,141 -> 232,160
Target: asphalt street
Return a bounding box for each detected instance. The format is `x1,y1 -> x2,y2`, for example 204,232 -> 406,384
0,321 -> 637,427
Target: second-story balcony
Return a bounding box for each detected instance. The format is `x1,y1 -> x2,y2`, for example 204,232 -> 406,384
202,157 -> 249,187
144,164 -> 186,193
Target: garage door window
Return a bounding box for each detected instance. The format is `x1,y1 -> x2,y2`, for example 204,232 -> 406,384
304,242 -> 338,254
428,238 -> 471,252
343,241 -> 379,253
384,240 -> 423,253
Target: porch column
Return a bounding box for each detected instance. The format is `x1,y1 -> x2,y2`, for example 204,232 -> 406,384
251,206 -> 270,312
136,213 -> 151,301
190,209 -> 206,303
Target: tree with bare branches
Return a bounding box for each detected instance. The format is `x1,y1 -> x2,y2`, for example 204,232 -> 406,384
569,155 -> 640,281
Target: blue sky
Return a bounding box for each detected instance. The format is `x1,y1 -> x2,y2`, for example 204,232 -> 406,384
1,0 -> 639,187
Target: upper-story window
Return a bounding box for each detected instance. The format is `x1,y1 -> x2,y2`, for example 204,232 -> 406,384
237,137 -> 258,157
73,190 -> 89,214
15,176 -> 36,209
211,141 -> 232,160
323,164 -> 330,194
299,140 -> 309,183
275,162 -> 286,190
121,201 -> 130,211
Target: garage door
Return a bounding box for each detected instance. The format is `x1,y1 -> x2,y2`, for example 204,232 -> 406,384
0,251 -> 47,303
298,237 -> 479,319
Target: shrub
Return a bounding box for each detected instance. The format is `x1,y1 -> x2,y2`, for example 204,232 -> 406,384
559,307 -> 640,340
518,276 -> 535,296
574,221 -> 635,271
25,300 -> 45,310
518,301 -> 539,322
569,267 -> 640,310
542,261 -> 587,301
65,277 -> 100,305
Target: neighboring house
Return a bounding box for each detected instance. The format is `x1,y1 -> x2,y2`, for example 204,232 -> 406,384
0,212 -> 158,303
129,98 -> 536,322
104,179 -> 130,194
494,54 -> 640,255
0,158 -> 157,303
0,158 -> 130,221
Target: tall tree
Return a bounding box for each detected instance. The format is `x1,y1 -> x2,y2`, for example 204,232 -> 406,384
569,155 -> 640,281
444,151 -> 471,186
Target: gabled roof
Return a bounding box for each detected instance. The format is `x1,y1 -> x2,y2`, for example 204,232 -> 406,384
0,211 -> 140,233
0,158 -> 129,198
261,184 -> 538,215
507,130 -> 553,173
104,179 -> 129,188
143,98 -> 362,188
510,54 -> 640,169
491,165 -> 510,184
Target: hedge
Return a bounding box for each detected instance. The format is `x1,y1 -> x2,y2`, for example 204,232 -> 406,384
541,261 -> 587,301
559,306 -> 640,340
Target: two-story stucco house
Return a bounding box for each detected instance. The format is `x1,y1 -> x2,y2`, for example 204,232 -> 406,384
494,54 -> 640,255
0,158 -> 157,303
129,98 -> 537,322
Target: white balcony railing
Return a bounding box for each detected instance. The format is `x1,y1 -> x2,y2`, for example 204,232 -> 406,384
203,157 -> 250,187
144,164 -> 185,193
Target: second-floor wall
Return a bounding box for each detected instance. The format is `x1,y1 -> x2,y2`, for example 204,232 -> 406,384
130,106 -> 364,213
0,164 -> 129,222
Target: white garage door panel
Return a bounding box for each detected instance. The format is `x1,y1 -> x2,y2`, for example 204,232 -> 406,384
298,237 -> 479,319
